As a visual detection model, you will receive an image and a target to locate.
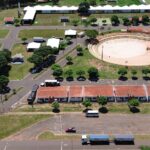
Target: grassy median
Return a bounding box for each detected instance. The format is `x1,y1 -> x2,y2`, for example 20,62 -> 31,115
38,131 -> 80,140
0,29 -> 9,38
14,103 -> 150,114
0,114 -> 50,139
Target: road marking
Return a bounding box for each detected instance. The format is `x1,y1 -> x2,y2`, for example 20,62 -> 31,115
4,142 -> 8,150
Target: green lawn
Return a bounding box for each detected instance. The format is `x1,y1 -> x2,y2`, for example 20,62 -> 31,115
0,114 -> 50,139
117,0 -> 141,6
19,29 -> 65,39
39,0 -> 141,6
140,146 -> 150,150
9,44 -> 33,80
145,0 -> 150,4
63,48 -> 148,79
14,103 -> 150,114
0,29 -> 9,38
38,131 -> 79,140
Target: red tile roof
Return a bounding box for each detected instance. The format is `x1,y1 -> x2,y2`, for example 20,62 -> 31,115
4,17 -> 14,22
114,85 -> 146,97
36,85 -> 148,99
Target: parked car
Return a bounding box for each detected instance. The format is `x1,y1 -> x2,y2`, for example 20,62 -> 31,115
65,127 -> 76,133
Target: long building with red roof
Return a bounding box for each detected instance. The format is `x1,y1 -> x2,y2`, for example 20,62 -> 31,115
36,85 -> 149,103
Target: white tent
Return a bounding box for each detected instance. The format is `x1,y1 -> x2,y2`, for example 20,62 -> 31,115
65,29 -> 77,36
27,42 -> 41,50
46,38 -> 60,48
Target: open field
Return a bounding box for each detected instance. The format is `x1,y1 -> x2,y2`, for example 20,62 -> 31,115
34,13 -> 150,26
63,48 -> 148,79
0,29 -> 9,38
9,44 -> 33,80
19,29 -> 65,39
39,131 -> 79,140
40,0 -> 141,6
0,114 -> 50,139
14,103 -> 150,114
146,0 -> 150,4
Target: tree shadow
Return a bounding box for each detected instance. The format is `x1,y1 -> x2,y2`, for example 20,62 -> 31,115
66,62 -> 73,65
130,107 -> 140,113
118,76 -> 128,81
66,77 -> 74,81
143,76 -> 150,81
89,77 -> 99,82
132,76 -> 138,80
77,76 -> 86,81
83,108 -> 92,113
55,77 -> 64,82
99,107 -> 108,114
52,109 -> 60,113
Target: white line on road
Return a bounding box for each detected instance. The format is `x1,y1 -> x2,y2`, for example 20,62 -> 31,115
3,142 -> 8,150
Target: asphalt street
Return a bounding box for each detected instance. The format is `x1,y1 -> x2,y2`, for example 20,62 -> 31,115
0,140 -> 149,150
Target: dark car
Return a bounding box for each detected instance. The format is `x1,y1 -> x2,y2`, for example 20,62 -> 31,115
65,127 -> 76,133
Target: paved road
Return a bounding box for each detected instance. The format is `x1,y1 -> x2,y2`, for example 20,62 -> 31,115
0,140 -> 146,150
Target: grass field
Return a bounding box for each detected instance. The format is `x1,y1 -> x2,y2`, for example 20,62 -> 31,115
38,131 -> 79,140
19,29 -> 65,39
0,29 -> 9,38
14,103 -> 150,114
63,48 -> 148,79
145,0 -> 150,4
41,0 -> 141,6
9,44 -> 33,80
0,114 -> 50,139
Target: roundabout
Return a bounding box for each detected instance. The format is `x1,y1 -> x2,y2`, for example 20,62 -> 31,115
88,33 -> 150,66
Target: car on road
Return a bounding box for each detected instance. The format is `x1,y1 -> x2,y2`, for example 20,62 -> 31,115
65,127 -> 76,133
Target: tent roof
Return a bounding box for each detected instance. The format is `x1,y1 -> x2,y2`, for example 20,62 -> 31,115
23,9 -> 36,20
65,29 -> 77,36
46,38 -> 60,48
12,53 -> 24,59
27,42 -> 41,49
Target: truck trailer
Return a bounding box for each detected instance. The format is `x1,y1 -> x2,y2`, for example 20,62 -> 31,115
82,134 -> 110,145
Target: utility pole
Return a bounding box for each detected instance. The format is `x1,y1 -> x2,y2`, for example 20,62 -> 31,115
17,0 -> 21,18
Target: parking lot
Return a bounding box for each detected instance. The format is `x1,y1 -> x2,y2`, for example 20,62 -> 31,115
5,113 -> 150,142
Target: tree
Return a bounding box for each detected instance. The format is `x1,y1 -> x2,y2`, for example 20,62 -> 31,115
28,54 -> 43,67
90,17 -> 97,23
97,96 -> 107,108
82,98 -> 92,109
142,68 -> 150,77
65,69 -> 73,78
53,68 -> 63,78
118,68 -> 127,77
72,19 -> 80,26
76,46 -> 83,55
76,70 -> 85,77
85,30 -> 98,39
89,0 -> 97,6
142,15 -> 149,25
66,56 -> 73,64
82,19 -> 90,27
111,15 -> 120,26
51,0 -> 59,5
0,49 -> 11,62
0,54 -> 8,70
52,101 -> 60,112
0,75 -> 9,93
128,98 -> 140,107
132,16 -> 139,26
21,37 -> 27,44
88,67 -> 99,78
78,1 -> 90,14
51,64 -> 61,70
122,17 -> 131,26
131,69 -> 137,77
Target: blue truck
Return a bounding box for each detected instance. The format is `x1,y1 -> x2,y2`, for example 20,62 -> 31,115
81,134 -> 110,145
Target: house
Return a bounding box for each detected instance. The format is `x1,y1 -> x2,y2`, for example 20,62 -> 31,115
27,42 -> 41,51
65,29 -> 77,38
4,17 -> 14,24
11,53 -> 24,64
35,85 -> 149,103
46,38 -> 60,48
